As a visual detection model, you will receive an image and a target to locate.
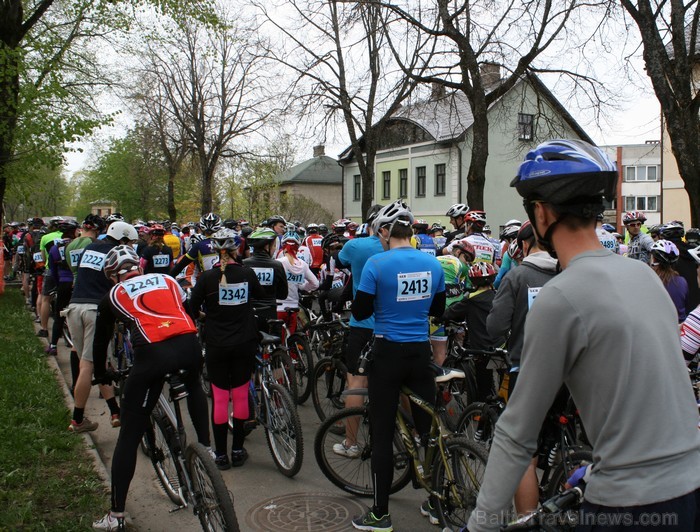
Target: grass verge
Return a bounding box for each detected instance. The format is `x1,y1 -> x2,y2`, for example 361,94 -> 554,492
0,287 -> 108,530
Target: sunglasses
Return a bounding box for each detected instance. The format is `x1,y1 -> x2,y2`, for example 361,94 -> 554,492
627,222 -> 642,227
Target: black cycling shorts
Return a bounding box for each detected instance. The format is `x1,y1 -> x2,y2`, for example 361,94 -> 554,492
345,326 -> 373,376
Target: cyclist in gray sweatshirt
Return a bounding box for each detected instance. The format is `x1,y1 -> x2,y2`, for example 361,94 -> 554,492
468,140 -> 700,532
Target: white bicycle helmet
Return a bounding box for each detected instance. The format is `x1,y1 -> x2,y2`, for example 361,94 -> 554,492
446,203 -> 469,218
372,199 -> 414,233
104,245 -> 140,279
281,231 -> 302,245
200,212 -> 222,233
106,221 -> 138,243
210,228 -> 241,251
504,219 -> 522,227
650,239 -> 680,265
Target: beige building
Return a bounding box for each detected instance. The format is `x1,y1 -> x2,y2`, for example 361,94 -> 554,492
90,200 -> 117,217
661,120 -> 693,226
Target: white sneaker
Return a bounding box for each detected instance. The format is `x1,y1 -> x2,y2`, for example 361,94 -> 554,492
332,439 -> 361,458
93,512 -> 125,531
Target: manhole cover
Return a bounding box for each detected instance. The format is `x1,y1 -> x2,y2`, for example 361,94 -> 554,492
246,492 -> 366,531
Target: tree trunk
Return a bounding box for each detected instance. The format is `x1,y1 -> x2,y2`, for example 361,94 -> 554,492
167,167 -> 177,221
465,96 -> 489,210
360,145 -> 376,222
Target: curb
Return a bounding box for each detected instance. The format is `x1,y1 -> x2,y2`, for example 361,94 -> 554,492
34,317 -> 113,491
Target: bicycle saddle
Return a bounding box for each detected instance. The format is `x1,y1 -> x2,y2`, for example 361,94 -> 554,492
431,363 -> 465,383
259,331 -> 281,346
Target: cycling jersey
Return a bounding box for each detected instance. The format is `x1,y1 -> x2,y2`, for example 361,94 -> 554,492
163,233 -> 182,258
141,244 -> 173,275
414,233 -> 437,256
276,254 -> 319,312
680,306 -> 700,358
445,232 -> 498,264
357,247 -> 445,342
596,227 -> 618,253
437,254 -> 469,306
303,234 -> 324,269
170,238 -> 218,278
70,238 -> 120,305
627,232 -> 653,263
100,273 -> 196,347
243,251 -> 288,318
39,230 -> 61,261
48,240 -> 74,284
65,236 -> 93,281
189,263 -> 265,348
338,234 -> 384,329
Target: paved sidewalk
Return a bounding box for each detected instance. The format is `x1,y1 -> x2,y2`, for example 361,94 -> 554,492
38,319 -> 437,531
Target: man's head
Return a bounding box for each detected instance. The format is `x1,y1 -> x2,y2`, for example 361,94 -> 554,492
82,214 -> 105,235
464,210 -> 487,235
468,262 -> 497,288
429,223 -> 444,237
511,139 -> 617,257
103,245 -> 141,283
199,212 -> 222,236
105,221 -> 138,245
451,241 -> 475,265
307,223 -> 319,235
267,214 -> 287,236
659,222 -> 685,244
247,227 -> 277,257
622,211 -> 646,237
412,219 -> 429,235
58,219 -> 79,239
516,221 -> 537,257
445,203 -> 469,231
372,200 -> 414,249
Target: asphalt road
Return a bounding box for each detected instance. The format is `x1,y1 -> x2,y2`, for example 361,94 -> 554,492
40,319 -> 436,532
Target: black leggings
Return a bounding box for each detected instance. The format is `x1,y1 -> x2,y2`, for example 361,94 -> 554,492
367,338 -> 435,516
50,281 -> 72,346
110,333 -> 210,513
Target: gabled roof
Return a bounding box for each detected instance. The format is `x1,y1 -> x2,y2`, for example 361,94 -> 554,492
275,155 -> 342,185
339,73 -> 593,160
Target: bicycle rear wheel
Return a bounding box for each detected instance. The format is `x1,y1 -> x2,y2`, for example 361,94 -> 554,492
146,409 -> 185,505
185,443 -> 240,531
263,382 -> 304,477
311,357 -> 346,423
544,450 -> 594,499
314,406 -> 411,497
456,402 -> 499,450
432,436 -> 489,529
287,333 -> 313,405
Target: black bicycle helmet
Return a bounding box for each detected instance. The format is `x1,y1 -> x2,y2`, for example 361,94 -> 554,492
83,214 -> 106,231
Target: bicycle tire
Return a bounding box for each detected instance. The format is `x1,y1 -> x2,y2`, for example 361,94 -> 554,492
544,450 -> 594,500
311,357 -> 346,423
432,436 -> 489,529
314,406 -> 411,497
62,322 -> 73,348
262,382 -> 304,477
270,348 -> 298,402
287,333 -> 313,405
146,410 -> 186,505
456,402 -> 500,450
185,443 -> 241,532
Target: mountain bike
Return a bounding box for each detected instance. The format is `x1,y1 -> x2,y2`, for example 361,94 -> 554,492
275,308 -> 314,405
501,486 -> 585,531
310,318 -> 352,423
315,364 -> 488,529
110,368 -> 240,531
231,330 -> 304,477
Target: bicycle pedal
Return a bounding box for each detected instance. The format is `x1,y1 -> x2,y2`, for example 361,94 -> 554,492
168,504 -> 187,514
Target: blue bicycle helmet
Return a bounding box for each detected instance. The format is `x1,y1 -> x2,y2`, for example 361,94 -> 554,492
601,223 -> 616,233
511,139 -> 617,208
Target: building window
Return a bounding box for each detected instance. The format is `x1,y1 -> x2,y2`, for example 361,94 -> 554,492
399,169 -> 408,198
518,113 -> 534,141
624,195 -> 658,212
416,166 -> 426,197
280,190 -> 288,207
435,164 -> 446,196
382,171 -> 391,199
353,175 -> 361,201
625,165 -> 658,182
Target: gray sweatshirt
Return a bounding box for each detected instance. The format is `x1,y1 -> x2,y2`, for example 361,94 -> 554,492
486,251 -> 558,367
468,249 -> 700,532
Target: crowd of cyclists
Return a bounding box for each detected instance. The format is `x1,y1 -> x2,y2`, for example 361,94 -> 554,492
4,138 -> 699,531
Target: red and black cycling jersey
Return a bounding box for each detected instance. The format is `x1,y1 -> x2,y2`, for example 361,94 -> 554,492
93,273 -> 196,372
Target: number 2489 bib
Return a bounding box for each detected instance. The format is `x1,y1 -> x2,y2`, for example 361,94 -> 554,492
396,271 -> 431,302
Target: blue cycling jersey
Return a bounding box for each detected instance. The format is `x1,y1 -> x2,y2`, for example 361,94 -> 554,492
338,235 -> 384,329
358,246 -> 445,342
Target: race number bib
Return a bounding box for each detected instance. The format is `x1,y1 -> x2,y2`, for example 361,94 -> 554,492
201,254 -> 219,271
253,267 -> 273,286
331,279 -> 344,289
16,245 -> 25,254
397,271 -> 432,302
218,282 -> 248,306
58,246 -> 65,261
122,275 -> 168,299
153,254 -> 170,268
79,249 -> 106,271
419,248 -> 436,256
312,238 -> 323,247
69,248 -> 85,267
33,252 -> 43,263
287,271 -> 304,285
527,287 -> 542,309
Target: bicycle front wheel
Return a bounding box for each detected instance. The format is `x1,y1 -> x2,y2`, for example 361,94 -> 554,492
432,436 -> 489,529
185,443 -> 240,532
314,406 -> 411,497
146,410 -> 185,505
456,402 -> 499,451
270,348 -> 298,402
287,334 -> 314,405
263,382 -> 304,477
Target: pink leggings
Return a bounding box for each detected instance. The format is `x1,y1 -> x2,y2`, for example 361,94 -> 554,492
211,382 -> 249,424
